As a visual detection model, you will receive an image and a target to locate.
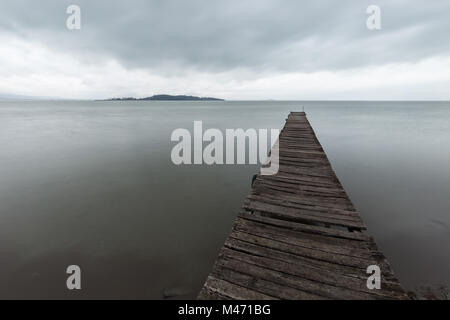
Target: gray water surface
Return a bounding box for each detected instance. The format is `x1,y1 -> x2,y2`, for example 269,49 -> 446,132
0,100 -> 449,299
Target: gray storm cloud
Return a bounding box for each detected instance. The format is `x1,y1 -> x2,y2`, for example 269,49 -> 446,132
1,0 -> 450,73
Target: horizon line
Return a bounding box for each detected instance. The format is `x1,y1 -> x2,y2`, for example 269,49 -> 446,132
2,98 -> 450,102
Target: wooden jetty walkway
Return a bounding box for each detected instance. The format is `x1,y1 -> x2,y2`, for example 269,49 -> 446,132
198,112 -> 408,300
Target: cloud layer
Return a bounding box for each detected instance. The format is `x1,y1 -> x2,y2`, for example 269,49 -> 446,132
1,0 -> 450,99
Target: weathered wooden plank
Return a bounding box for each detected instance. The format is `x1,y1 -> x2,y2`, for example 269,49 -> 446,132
270,172 -> 338,186
197,287 -> 231,300
247,192 -> 360,218
246,195 -> 359,220
277,166 -> 338,179
243,199 -> 365,229
252,186 -> 355,209
243,200 -> 362,227
234,217 -> 372,251
252,185 -> 355,210
253,179 -> 350,200
200,276 -> 277,300
237,211 -> 372,242
255,178 -> 348,199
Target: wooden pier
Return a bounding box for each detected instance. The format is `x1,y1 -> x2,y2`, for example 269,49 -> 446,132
198,112 -> 408,300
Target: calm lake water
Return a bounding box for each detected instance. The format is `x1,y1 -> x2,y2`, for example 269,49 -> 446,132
0,100 -> 449,299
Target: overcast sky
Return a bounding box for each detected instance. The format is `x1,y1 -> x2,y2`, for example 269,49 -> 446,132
1,0 -> 450,100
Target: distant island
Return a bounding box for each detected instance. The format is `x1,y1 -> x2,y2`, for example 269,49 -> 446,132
104,94 -> 224,101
